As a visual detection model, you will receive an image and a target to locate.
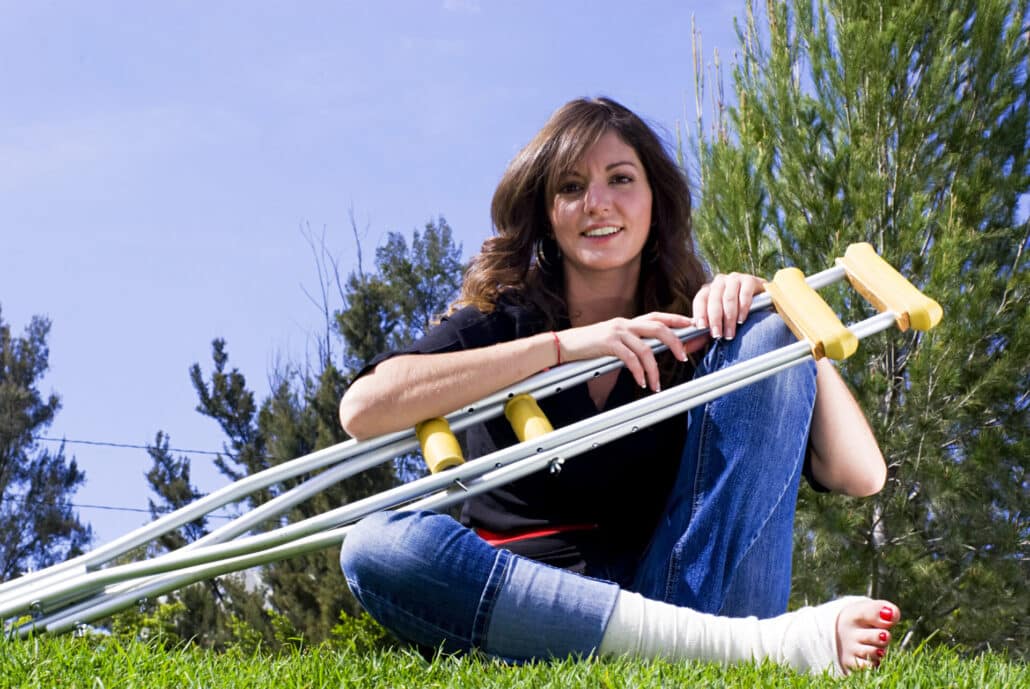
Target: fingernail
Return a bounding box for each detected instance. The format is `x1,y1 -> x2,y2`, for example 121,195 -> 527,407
880,607 -> 894,622
737,318 -> 745,324
876,648 -> 885,658
654,383 -> 661,392
711,328 -> 721,339
879,631 -> 888,642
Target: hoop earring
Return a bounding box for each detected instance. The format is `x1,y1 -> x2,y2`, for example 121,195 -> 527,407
535,236 -> 561,273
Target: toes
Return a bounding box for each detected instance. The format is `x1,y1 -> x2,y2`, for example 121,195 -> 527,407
851,600 -> 901,629
875,601 -> 901,627
843,651 -> 880,674
860,627 -> 891,648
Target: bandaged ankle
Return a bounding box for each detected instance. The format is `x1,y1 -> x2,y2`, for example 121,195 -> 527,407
598,590 -> 861,677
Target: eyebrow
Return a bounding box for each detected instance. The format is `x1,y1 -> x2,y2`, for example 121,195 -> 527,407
562,160 -> 640,177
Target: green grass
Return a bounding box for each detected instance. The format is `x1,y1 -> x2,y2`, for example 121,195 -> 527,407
0,635 -> 1026,689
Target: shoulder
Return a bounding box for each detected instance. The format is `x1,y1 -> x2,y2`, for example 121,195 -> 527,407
443,291 -> 548,346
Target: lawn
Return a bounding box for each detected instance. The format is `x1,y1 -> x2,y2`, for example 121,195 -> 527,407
1,635 -> 1025,688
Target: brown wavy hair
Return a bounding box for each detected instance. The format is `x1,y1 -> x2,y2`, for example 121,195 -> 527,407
455,97 -> 708,328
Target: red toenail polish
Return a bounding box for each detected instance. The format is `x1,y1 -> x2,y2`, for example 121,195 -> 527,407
877,648 -> 885,658
879,606 -> 894,622
879,631 -> 888,642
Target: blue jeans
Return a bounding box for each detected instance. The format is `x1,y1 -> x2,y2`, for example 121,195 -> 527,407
340,311 -> 817,660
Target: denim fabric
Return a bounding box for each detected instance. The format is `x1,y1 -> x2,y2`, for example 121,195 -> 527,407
340,311 -> 817,659
631,311 -> 816,617
340,510 -> 619,660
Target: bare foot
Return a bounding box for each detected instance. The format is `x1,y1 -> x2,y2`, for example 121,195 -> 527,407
835,598 -> 900,674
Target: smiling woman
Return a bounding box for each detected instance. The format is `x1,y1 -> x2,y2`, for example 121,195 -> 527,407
337,97 -> 897,677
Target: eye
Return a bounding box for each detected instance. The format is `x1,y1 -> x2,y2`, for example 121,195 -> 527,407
610,173 -> 634,185
557,180 -> 583,195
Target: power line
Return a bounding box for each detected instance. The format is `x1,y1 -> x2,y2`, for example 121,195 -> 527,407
73,502 -> 234,520
0,494 -> 234,520
31,435 -> 223,456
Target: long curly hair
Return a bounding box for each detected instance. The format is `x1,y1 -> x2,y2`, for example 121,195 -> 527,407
454,97 -> 708,328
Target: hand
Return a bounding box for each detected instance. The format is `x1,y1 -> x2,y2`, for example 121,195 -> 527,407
692,272 -> 766,340
557,312 -> 706,391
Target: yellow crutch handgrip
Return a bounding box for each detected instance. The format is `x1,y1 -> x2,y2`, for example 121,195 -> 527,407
415,417 -> 464,474
837,242 -> 943,331
765,266 -> 859,360
504,394 -> 554,442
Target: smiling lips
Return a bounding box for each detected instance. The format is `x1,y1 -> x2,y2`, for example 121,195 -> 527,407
583,225 -> 622,237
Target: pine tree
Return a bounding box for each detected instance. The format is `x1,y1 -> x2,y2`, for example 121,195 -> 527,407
142,218 -> 464,643
0,307 -> 92,580
691,0 -> 1028,653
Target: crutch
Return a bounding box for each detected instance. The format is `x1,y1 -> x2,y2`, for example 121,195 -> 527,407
5,243 -> 941,635
1,258 -> 852,606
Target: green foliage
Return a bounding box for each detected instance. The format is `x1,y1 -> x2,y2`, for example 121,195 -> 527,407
328,609 -> 397,653
338,216 -> 465,371
136,218 -> 464,647
692,0 -> 1028,655
0,307 -> 92,581
0,634 -> 1026,688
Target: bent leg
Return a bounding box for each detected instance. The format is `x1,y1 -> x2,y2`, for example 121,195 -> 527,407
632,311 -> 817,617
339,510 -> 619,660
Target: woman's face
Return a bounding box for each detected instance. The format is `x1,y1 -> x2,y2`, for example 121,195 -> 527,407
549,130 -> 653,283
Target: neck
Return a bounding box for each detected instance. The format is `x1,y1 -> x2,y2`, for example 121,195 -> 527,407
564,263 -> 641,326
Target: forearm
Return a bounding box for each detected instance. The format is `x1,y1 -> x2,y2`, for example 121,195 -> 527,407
339,331 -> 559,439
807,359 -> 887,496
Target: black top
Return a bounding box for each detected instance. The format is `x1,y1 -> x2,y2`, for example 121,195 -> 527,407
356,293 -> 824,573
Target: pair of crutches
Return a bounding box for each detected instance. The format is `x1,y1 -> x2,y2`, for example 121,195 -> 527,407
0,243 -> 942,637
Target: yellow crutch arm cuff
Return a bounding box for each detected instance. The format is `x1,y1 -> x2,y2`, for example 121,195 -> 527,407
765,266 -> 859,360
837,242 -> 943,331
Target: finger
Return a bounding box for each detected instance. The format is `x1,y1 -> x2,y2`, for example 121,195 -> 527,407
631,319 -> 691,362
721,273 -> 742,339
636,312 -> 695,330
612,340 -> 648,389
623,333 -> 662,391
692,286 -> 710,331
736,276 -> 763,325
706,276 -> 726,339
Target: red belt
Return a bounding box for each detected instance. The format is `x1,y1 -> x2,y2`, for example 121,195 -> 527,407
475,523 -> 598,547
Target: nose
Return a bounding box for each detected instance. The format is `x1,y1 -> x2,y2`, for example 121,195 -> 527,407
583,181 -> 611,216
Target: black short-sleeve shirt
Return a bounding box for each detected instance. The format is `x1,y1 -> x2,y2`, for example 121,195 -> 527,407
355,294 -> 826,573
356,294 -> 689,573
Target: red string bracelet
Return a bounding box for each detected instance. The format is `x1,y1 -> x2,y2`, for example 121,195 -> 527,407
551,331 -> 562,366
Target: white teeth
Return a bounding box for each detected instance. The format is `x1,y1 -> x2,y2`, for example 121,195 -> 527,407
584,226 -> 621,237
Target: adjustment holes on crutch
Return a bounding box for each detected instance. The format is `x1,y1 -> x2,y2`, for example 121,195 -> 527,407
631,426 -> 639,433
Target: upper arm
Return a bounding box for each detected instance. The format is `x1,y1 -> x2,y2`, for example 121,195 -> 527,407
807,359 -> 887,497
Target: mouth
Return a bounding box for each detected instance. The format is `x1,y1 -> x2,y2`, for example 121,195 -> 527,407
582,225 -> 622,238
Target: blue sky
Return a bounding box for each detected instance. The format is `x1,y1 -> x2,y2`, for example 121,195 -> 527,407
0,1 -> 746,547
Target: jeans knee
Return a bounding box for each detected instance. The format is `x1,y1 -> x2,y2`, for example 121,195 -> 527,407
340,510 -> 422,590
733,310 -> 798,358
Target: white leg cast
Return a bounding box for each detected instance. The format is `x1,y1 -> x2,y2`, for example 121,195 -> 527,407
598,591 -> 866,677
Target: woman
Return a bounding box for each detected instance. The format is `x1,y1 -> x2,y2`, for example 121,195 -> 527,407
338,97 -> 898,676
